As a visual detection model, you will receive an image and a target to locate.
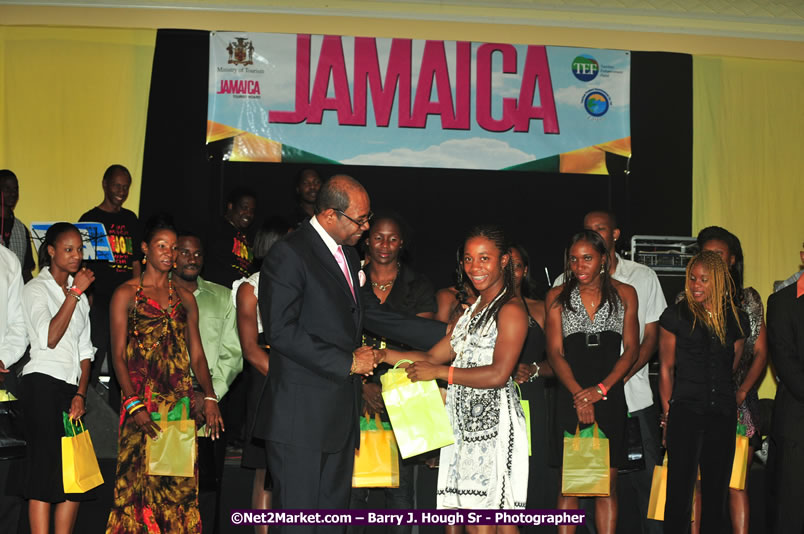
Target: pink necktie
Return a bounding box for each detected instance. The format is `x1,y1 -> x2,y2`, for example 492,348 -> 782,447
334,245 -> 356,301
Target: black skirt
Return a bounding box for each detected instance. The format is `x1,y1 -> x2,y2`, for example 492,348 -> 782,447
22,372 -> 96,502
550,331 -> 628,469
241,362 -> 269,471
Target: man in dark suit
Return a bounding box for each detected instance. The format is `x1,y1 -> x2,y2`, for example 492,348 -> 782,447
767,253 -> 804,534
257,175 -> 443,530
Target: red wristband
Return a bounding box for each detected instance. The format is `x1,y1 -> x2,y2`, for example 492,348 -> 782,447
448,366 -> 455,385
69,286 -> 83,296
597,382 -> 608,396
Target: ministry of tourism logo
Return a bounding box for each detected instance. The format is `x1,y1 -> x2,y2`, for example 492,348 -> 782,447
572,55 -> 599,82
582,89 -> 611,117
226,37 -> 254,66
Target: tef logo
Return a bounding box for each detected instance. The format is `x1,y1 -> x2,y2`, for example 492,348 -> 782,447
572,55 -> 599,82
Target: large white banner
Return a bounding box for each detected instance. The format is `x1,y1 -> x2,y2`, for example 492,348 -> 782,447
207,32 -> 631,174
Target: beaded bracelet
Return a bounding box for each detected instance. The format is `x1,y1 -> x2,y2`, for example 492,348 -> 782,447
204,396 -> 219,403
128,404 -> 147,417
125,398 -> 145,415
528,362 -> 541,382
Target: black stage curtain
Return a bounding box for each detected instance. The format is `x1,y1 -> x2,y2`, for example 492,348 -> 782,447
141,30 -> 691,294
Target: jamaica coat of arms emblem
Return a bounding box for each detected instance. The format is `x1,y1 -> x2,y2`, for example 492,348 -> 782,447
226,37 -> 254,66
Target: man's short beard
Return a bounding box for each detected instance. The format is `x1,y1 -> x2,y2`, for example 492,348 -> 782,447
177,270 -> 199,282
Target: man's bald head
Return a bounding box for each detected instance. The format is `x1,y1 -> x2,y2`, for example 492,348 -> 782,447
315,175 -> 371,246
315,174 -> 367,215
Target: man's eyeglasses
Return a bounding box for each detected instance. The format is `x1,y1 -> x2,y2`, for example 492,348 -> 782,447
335,209 -> 374,227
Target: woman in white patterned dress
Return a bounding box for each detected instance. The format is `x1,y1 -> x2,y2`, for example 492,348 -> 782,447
380,225 -> 529,523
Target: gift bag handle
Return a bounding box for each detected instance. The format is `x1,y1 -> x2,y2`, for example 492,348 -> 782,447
69,417 -> 85,434
514,382 -> 523,401
362,409 -> 384,432
571,422 -> 602,451
393,359 -> 413,369
158,403 -> 169,431
179,401 -> 189,432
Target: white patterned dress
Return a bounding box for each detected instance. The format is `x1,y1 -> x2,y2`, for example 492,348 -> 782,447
437,295 -> 529,509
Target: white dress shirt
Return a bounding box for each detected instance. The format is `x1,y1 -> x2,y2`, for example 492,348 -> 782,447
309,216 -> 353,280
0,245 -> 28,368
22,267 -> 95,386
554,254 -> 667,412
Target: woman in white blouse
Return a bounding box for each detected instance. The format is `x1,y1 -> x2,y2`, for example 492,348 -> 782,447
21,222 -> 95,534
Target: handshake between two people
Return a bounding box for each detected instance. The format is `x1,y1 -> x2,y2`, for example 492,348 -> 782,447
349,347 -> 442,383
349,345 -> 387,376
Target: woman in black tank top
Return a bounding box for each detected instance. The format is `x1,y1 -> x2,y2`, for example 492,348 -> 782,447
511,245 -> 557,522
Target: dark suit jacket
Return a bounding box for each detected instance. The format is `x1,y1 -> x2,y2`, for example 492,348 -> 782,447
255,221 -> 444,453
768,282 -> 804,441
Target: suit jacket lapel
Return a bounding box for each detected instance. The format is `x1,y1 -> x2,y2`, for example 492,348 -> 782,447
303,223 -> 355,303
795,290 -> 804,325
345,246 -> 363,326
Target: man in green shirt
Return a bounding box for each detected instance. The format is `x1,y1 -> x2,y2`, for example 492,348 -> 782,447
174,231 -> 243,533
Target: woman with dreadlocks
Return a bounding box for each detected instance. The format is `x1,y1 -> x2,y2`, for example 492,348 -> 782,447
659,250 -> 750,534
682,226 -> 767,534
546,230 -> 639,534
379,225 -> 529,517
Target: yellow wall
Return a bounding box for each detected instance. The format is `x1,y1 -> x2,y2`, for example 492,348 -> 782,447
0,25 -> 155,231
693,55 -> 804,400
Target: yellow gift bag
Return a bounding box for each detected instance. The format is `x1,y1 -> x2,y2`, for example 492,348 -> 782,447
647,453 -> 698,521
352,412 -> 400,488
62,418 -> 104,493
146,400 -> 196,477
380,360 -> 454,459
647,453 -> 669,520
562,423 -> 610,496
730,431 -> 749,490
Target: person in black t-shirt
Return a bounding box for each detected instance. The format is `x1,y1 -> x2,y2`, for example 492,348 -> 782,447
290,168 -> 322,228
659,250 -> 750,534
204,188 -> 256,449
79,164 -> 142,408
204,188 -> 256,288
0,169 -> 35,282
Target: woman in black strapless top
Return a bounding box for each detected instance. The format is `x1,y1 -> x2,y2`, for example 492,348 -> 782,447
511,245 -> 556,523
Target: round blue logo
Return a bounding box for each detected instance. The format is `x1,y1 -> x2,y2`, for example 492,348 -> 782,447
583,89 -> 610,117
572,55 -> 599,82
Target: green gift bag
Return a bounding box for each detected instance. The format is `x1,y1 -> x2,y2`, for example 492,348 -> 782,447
561,423 -> 610,497
380,360 -> 454,459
